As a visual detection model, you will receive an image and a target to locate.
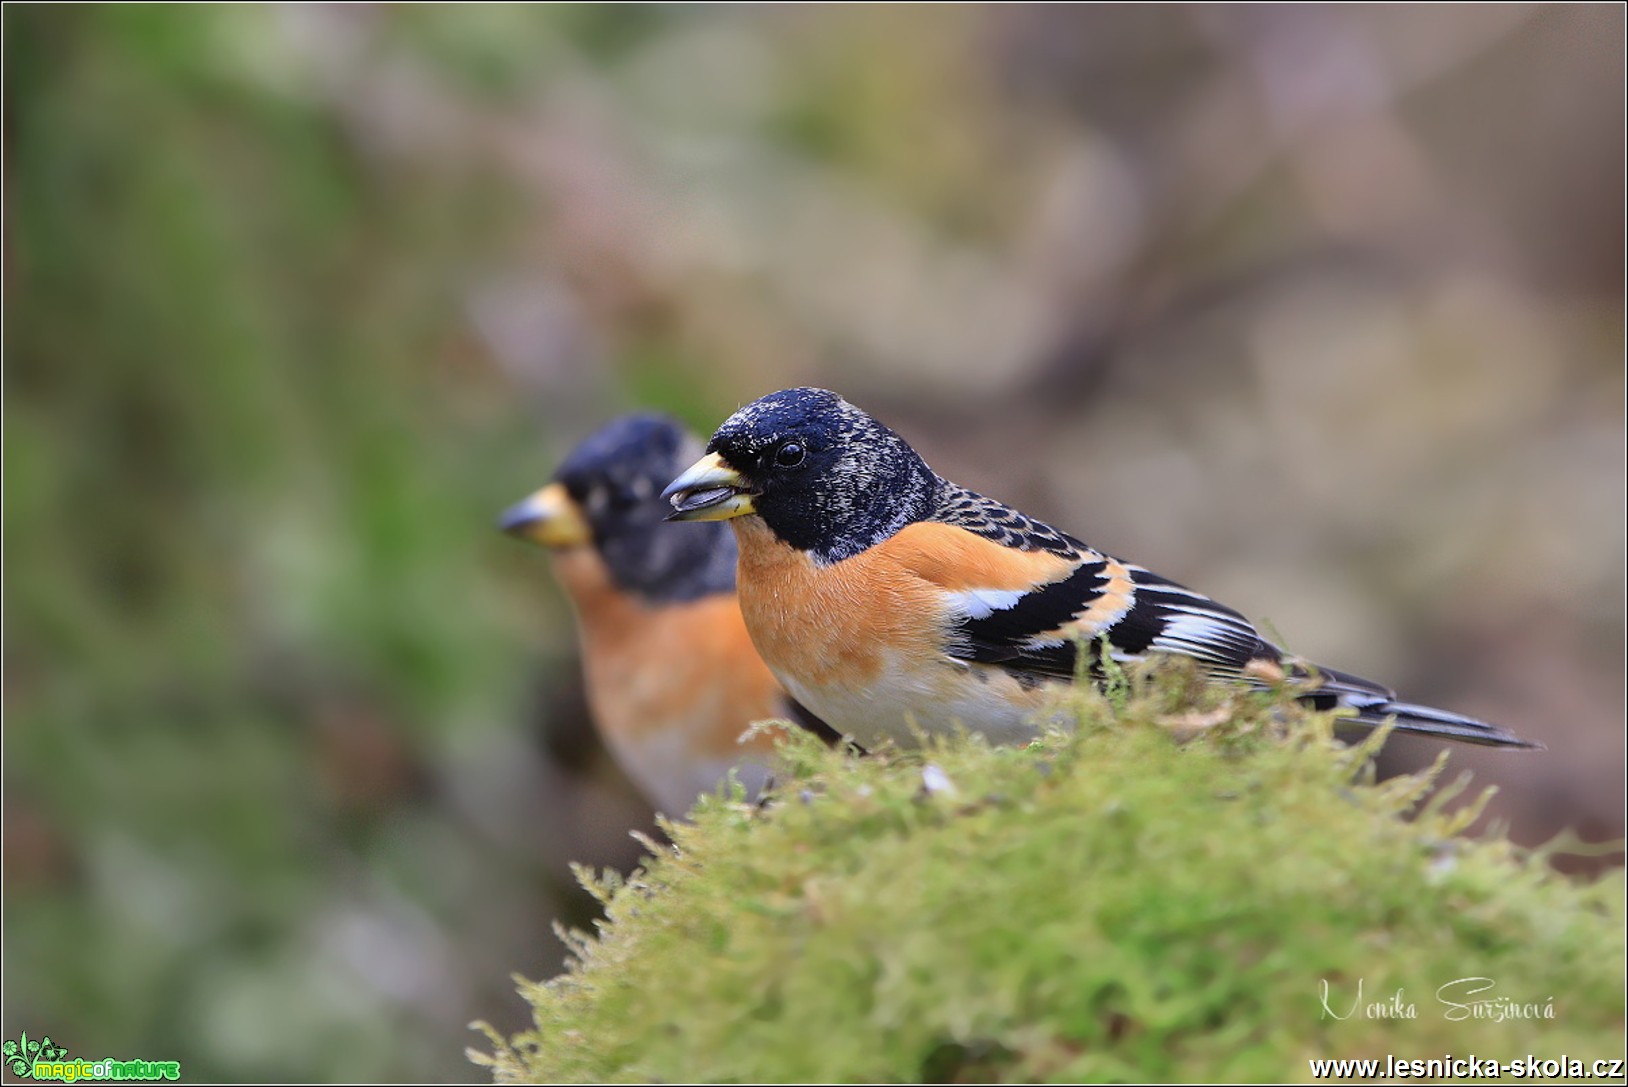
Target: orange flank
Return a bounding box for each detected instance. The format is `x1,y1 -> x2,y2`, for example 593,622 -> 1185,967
884,521 -> 1075,590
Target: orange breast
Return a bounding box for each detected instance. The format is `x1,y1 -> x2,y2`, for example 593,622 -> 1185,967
550,549 -> 787,762
730,518 -> 950,692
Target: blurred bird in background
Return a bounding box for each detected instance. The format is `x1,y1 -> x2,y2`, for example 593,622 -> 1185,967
501,414 -> 837,816
666,388 -> 1541,753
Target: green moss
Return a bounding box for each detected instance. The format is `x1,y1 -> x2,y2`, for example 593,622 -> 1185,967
474,664 -> 1625,1082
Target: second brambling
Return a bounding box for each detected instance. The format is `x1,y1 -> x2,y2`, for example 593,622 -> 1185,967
662,387 -> 1540,752
501,414 -> 838,816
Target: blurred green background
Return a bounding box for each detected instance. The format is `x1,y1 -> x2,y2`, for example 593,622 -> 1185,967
3,5 -> 1622,1082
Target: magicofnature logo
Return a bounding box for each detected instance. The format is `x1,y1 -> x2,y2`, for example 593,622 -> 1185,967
3,1031 -> 180,1081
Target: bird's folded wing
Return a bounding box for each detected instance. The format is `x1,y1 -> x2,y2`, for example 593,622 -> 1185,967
886,516 -> 1271,681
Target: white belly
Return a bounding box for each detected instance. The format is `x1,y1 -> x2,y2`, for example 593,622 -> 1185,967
609,730 -> 775,817
773,651 -> 1055,750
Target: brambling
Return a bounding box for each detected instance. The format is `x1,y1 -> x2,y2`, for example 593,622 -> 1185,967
501,414 -> 839,816
663,387 -> 1540,752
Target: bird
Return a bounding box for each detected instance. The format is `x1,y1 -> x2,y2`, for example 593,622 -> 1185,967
661,387 -> 1540,753
500,413 -> 840,816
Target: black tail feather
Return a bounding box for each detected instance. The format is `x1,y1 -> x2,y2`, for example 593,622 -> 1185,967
1281,657 -> 1541,750
1337,699 -> 1544,750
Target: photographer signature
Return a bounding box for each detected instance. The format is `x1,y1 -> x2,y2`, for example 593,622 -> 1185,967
1319,977 -> 1555,1022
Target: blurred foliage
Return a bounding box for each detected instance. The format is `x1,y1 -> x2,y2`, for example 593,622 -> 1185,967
3,6 -> 602,1081
3,4 -> 1622,1082
477,669 -> 1626,1082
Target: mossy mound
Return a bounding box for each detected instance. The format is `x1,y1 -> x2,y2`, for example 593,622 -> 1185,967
474,664 -> 1626,1082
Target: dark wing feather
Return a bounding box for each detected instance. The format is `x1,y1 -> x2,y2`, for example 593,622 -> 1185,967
1116,565 -> 1267,670
933,485 -> 1270,677
953,557 -> 1113,678
927,483 -> 1538,749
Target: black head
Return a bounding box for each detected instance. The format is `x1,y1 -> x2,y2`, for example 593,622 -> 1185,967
501,414 -> 737,603
666,388 -> 939,564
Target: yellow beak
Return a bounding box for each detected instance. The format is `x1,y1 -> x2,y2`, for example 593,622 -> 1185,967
661,452 -> 757,522
498,483 -> 592,548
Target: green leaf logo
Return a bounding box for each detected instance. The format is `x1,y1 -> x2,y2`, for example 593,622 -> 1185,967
6,1034 -> 29,1079
4,1031 -> 69,1075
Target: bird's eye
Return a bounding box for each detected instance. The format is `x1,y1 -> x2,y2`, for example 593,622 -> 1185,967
772,441 -> 806,469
